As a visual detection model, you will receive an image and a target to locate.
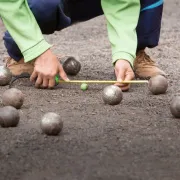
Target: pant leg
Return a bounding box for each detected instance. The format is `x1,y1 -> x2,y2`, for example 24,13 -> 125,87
137,0 -> 163,50
3,0 -> 71,61
4,0 -> 163,61
3,31 -> 22,61
28,0 -> 71,34
68,0 -> 163,51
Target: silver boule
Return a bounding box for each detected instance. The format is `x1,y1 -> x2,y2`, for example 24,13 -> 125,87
2,88 -> 24,109
40,112 -> 63,136
102,85 -> 123,105
0,106 -> 20,127
63,57 -> 81,76
170,96 -> 180,118
0,66 -> 12,86
148,75 -> 168,95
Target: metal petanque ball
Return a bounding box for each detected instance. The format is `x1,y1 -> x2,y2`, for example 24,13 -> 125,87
148,75 -> 168,95
2,88 -> 24,109
0,106 -> 20,127
170,96 -> 180,118
63,57 -> 81,76
102,85 -> 123,105
40,112 -> 63,136
0,66 -> 12,86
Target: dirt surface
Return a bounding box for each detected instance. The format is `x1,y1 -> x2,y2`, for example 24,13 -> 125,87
1,1 -> 180,180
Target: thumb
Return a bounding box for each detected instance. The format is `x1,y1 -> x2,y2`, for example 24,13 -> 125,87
124,69 -> 135,81
124,74 -> 134,81
114,68 -> 127,87
117,68 -> 125,83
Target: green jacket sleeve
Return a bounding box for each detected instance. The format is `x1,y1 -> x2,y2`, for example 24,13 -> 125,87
101,0 -> 140,67
0,0 -> 51,62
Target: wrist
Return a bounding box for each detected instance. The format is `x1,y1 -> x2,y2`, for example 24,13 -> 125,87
34,48 -> 52,63
23,40 -> 52,63
112,52 -> 135,68
114,59 -> 134,70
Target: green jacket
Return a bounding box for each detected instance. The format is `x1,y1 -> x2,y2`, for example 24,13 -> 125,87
101,0 -> 140,66
0,0 -> 140,66
0,0 -> 51,62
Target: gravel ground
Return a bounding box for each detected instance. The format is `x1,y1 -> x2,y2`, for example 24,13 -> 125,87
1,1 -> 180,180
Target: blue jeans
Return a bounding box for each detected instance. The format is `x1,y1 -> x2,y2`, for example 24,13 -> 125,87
3,0 -> 163,61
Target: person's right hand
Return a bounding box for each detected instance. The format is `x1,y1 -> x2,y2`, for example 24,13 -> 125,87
114,59 -> 135,91
30,49 -> 69,89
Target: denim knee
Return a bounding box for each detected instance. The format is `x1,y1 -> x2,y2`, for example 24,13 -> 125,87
3,31 -> 23,61
137,0 -> 163,50
28,0 -> 71,34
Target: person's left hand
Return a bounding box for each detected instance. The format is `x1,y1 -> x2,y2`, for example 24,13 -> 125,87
114,59 -> 135,91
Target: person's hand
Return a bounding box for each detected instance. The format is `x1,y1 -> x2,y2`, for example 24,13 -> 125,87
114,59 -> 135,91
30,49 -> 69,88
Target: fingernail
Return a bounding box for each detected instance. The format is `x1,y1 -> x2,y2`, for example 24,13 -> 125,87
65,78 -> 70,82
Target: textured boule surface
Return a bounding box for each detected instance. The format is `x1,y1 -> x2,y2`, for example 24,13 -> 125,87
0,106 -> 20,127
148,75 -> 168,95
63,57 -> 81,76
170,96 -> 180,118
2,88 -> 24,109
40,112 -> 63,136
102,85 -> 123,105
0,66 -> 12,86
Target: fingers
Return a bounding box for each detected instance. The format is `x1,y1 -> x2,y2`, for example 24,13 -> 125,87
59,65 -> 69,81
37,77 -> 55,89
35,75 -> 43,88
124,73 -> 135,82
122,74 -> 133,91
30,71 -> 38,82
115,67 -> 125,83
30,70 -> 56,89
114,64 -> 135,91
48,78 -> 56,89
42,78 -> 49,88
30,70 -> 43,88
118,73 -> 135,91
114,68 -> 126,88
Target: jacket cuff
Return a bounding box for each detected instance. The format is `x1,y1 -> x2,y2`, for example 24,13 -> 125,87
112,51 -> 135,68
23,39 -> 52,62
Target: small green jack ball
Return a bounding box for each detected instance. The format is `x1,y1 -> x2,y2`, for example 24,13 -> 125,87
81,83 -> 88,91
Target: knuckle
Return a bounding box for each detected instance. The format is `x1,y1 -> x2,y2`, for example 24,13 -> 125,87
51,72 -> 57,77
42,72 -> 49,77
49,73 -> 56,78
